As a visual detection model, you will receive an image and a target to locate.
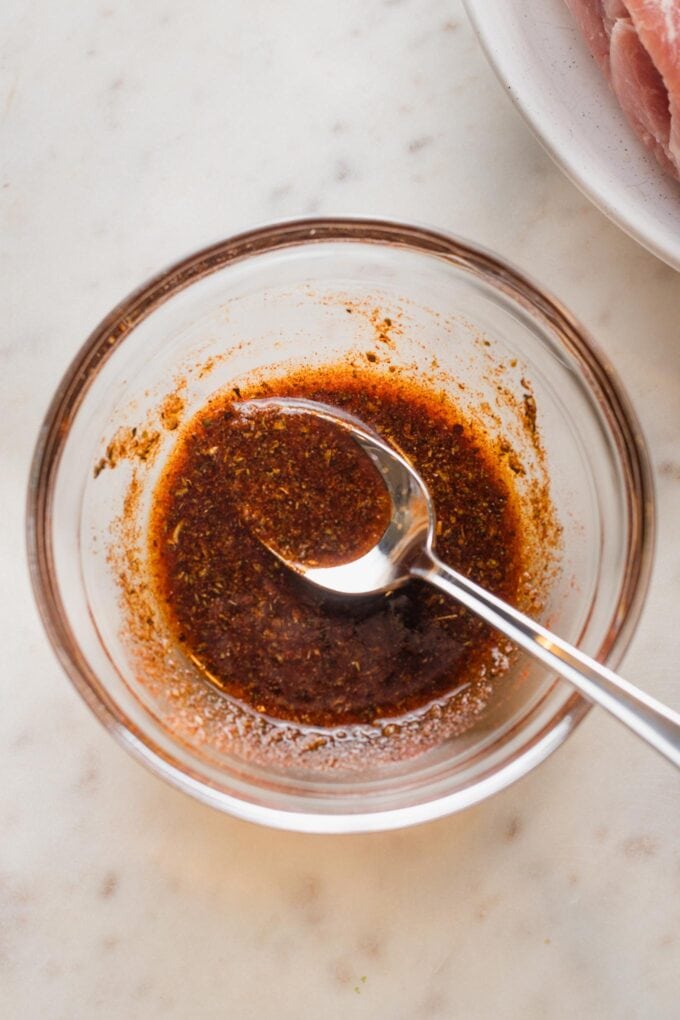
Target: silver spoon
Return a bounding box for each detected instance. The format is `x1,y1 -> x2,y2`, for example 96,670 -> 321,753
238,397 -> 680,768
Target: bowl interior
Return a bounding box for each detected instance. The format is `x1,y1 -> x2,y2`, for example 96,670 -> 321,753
31,222 -> 651,830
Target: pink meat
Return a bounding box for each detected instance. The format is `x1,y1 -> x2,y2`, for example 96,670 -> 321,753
610,18 -> 677,173
625,0 -> 680,171
603,1 -> 630,28
564,0 -> 680,181
564,1 -> 612,69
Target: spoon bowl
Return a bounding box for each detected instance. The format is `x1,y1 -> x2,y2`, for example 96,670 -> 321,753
238,396 -> 433,595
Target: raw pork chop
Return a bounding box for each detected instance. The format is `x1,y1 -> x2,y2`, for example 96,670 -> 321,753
564,0 -> 680,180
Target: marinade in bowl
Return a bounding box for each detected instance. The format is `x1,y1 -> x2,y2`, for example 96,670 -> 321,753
148,366 -> 536,733
28,220 -> 653,831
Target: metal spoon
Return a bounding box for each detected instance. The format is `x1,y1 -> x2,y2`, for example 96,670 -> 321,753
238,397 -> 680,768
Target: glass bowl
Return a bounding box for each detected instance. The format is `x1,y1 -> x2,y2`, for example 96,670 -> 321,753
27,219 -> 654,832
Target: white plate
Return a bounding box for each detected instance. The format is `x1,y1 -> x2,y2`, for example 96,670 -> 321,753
464,0 -> 680,270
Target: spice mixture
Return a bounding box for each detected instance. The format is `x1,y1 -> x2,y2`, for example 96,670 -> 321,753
149,366 -> 524,728
218,404 -> 392,567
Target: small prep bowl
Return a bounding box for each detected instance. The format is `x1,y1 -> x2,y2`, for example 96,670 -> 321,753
27,219 -> 654,832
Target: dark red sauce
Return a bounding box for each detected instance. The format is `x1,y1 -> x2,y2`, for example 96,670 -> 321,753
149,366 -> 523,728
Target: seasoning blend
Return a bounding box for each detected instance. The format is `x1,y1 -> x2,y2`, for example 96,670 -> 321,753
150,366 -> 525,729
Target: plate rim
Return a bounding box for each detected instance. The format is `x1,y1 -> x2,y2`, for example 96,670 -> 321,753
463,0 -> 680,272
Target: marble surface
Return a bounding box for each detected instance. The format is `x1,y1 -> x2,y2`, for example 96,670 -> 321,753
2,1 -> 679,1016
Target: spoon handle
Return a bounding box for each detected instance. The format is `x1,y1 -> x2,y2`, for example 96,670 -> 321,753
412,550 -> 680,769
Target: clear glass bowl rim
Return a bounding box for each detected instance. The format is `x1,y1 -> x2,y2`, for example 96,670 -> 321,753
26,217 -> 655,832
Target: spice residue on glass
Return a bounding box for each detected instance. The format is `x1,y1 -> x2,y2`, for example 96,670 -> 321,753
149,366 -> 525,728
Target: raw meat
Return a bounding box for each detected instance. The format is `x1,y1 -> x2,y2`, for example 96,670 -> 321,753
610,17 -> 677,173
625,0 -> 680,170
603,1 -> 630,31
564,0 -> 611,69
564,0 -> 680,180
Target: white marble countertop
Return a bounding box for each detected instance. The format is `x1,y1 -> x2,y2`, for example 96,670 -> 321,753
2,1 -> 679,1017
